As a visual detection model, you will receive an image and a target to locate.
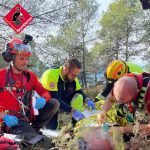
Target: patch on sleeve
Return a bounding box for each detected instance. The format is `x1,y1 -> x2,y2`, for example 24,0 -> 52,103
50,82 -> 55,89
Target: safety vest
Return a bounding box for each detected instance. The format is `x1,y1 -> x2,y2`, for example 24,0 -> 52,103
97,62 -> 143,100
41,66 -> 81,98
117,73 -> 150,122
126,73 -> 150,110
117,72 -> 150,123
126,62 -> 143,74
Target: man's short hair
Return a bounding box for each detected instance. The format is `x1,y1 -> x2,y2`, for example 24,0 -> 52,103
64,58 -> 82,70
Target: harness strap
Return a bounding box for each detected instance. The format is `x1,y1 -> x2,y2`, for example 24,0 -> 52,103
117,73 -> 150,122
0,66 -> 32,119
0,88 -> 4,92
0,110 -> 23,119
136,74 -> 150,109
0,110 -> 29,122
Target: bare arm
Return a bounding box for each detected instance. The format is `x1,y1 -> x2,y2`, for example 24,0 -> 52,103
122,124 -> 150,134
101,92 -> 114,113
97,92 -> 115,124
109,124 -> 150,135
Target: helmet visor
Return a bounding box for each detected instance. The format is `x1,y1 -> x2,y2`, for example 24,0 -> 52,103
12,44 -> 32,56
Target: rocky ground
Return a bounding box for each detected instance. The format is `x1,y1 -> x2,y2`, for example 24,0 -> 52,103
21,99 -> 150,150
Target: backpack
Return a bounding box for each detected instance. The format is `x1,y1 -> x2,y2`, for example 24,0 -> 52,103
0,136 -> 19,150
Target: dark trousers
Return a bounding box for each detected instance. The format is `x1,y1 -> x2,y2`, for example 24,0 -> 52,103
46,94 -> 76,130
46,112 -> 59,130
32,98 -> 60,130
7,98 -> 59,141
46,112 -> 77,130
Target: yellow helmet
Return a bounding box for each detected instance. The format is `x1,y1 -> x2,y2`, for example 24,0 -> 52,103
106,60 -> 128,80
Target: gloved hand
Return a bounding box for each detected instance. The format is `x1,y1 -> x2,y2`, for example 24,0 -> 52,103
35,97 -> 46,109
72,110 -> 85,121
86,98 -> 95,110
3,114 -> 18,127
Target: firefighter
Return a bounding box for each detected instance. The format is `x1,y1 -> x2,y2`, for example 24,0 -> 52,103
96,60 -> 143,126
0,35 -> 59,143
97,72 -> 150,134
95,60 -> 143,101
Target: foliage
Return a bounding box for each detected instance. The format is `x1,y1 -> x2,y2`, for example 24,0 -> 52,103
48,0 -> 99,87
0,0 -> 77,75
83,85 -> 103,100
0,0 -> 149,86
91,0 -> 147,68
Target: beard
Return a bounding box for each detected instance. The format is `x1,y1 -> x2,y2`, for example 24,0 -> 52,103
13,60 -> 27,72
13,64 -> 24,72
63,74 -> 73,82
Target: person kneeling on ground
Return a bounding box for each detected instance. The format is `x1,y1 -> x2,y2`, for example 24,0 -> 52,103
0,35 -> 59,144
40,58 -> 95,130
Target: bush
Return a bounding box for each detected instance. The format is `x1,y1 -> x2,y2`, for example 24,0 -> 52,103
83,85 -> 104,99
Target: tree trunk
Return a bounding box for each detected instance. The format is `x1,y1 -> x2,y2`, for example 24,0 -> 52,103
125,21 -> 129,61
94,71 -> 97,86
82,42 -> 87,88
115,35 -> 120,59
125,33 -> 129,61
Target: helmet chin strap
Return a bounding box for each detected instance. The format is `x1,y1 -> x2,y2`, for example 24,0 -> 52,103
13,63 -> 23,72
11,57 -> 23,73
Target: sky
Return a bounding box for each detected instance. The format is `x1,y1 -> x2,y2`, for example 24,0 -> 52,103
95,0 -> 147,68
94,0 -> 114,27
97,0 -> 114,13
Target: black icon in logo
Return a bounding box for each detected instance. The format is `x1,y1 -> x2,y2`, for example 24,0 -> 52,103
12,6 -> 24,26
